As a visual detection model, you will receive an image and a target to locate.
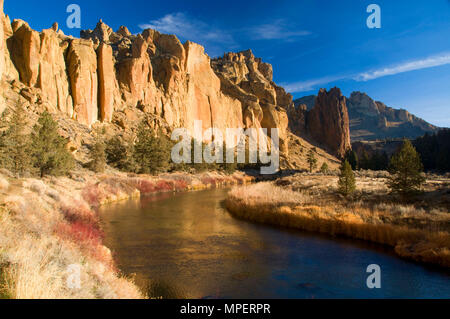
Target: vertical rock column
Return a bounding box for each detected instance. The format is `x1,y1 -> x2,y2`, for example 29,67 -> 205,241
66,39 -> 98,126
97,43 -> 116,122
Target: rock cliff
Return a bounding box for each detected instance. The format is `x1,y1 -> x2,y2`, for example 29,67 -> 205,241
288,88 -> 352,158
0,0 -> 345,167
293,91 -> 439,142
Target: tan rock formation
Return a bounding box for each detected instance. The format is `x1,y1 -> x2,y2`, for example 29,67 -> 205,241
66,39 -> 98,126
211,50 -> 292,153
97,43 -> 118,122
307,87 -> 351,158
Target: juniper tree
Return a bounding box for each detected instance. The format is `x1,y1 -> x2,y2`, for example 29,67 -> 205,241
338,160 -> 356,196
0,102 -> 32,176
344,150 -> 359,170
388,140 -> 425,196
88,133 -> 107,173
133,122 -> 171,174
307,149 -> 318,173
105,135 -> 137,172
31,111 -> 74,177
320,162 -> 329,174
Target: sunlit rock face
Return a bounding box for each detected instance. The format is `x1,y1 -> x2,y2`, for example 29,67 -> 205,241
1,5 -> 291,155
211,49 -> 292,154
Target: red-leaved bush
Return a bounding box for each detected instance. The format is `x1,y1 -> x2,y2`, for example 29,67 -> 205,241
173,180 -> 189,191
135,179 -> 156,194
155,180 -> 174,192
82,184 -> 103,207
60,201 -> 98,226
55,221 -> 103,247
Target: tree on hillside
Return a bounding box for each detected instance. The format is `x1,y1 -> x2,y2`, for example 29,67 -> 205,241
338,160 -> 356,196
31,111 -> 74,177
388,140 -> 425,196
0,102 -> 32,176
88,132 -> 107,173
307,149 -> 318,173
344,150 -> 358,170
320,162 -> 329,174
133,121 -> 171,174
105,135 -> 137,172
359,150 -> 370,170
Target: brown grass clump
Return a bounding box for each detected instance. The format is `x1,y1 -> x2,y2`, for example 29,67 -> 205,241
226,182 -> 450,268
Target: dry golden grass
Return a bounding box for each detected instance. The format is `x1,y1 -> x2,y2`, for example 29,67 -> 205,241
0,169 -> 252,299
226,180 -> 450,268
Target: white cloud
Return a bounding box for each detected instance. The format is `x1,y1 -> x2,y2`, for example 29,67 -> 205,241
139,13 -> 236,56
284,52 -> 450,93
282,76 -> 344,93
250,19 -> 311,41
355,52 -> 450,81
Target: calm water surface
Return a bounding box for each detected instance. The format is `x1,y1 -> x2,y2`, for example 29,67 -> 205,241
99,188 -> 450,299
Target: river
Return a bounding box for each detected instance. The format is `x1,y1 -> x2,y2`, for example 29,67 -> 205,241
99,188 -> 450,299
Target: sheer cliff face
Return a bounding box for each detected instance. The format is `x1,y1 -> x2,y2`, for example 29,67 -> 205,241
211,50 -> 291,153
0,7 -> 291,155
307,88 -> 351,158
346,92 -> 439,141
293,90 -> 439,143
287,88 -> 352,158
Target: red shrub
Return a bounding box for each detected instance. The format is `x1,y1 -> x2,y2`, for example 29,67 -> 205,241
55,221 -> 103,247
173,180 -> 189,191
155,180 -> 174,192
201,177 -> 217,186
61,202 -> 98,226
82,184 -> 102,207
135,179 -> 156,194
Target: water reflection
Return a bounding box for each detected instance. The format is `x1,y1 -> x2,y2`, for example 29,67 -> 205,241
99,188 -> 450,299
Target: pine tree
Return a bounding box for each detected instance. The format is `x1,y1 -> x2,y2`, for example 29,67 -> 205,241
105,135 -> 137,172
88,133 -> 107,173
338,160 -> 356,196
320,162 -> 329,174
31,111 -> 74,177
133,122 -> 171,174
388,140 -> 425,196
344,150 -> 359,170
307,149 -> 318,173
0,103 -> 32,176
359,150 -> 370,170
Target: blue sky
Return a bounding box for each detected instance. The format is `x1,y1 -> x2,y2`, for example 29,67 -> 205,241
4,0 -> 450,127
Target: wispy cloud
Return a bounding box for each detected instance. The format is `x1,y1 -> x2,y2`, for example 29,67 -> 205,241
250,19 -> 311,41
285,52 -> 450,93
355,52 -> 450,81
282,76 -> 345,93
139,13 -> 237,56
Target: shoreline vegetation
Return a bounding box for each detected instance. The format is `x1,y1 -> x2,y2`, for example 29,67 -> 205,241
226,177 -> 450,269
0,169 -> 253,299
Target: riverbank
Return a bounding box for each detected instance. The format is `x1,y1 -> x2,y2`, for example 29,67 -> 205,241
0,169 -> 252,299
226,175 -> 450,269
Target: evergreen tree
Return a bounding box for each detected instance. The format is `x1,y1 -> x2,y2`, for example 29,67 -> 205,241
344,150 -> 359,170
306,149 -> 318,173
105,135 -> 137,172
88,133 -> 107,173
220,143 -> 237,174
31,111 -> 74,177
359,150 -> 370,170
338,160 -> 356,196
0,103 -> 32,176
320,162 -> 329,174
388,140 -> 425,196
133,122 -> 171,174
